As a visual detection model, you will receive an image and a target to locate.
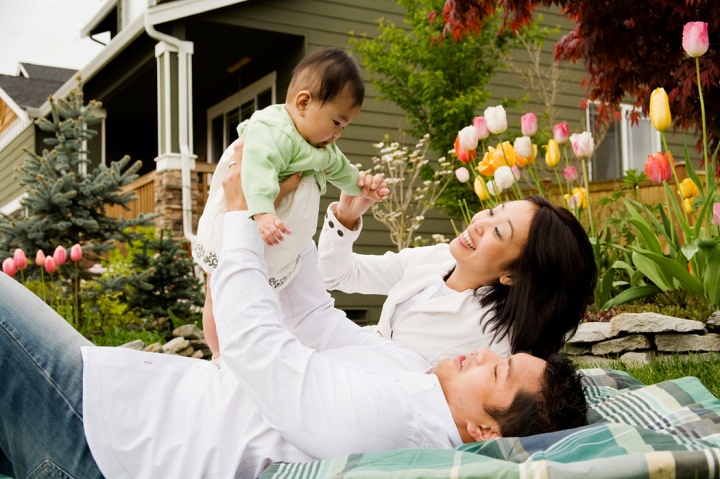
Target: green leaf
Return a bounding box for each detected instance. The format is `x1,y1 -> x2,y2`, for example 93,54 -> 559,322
703,242 -> 720,306
693,187 -> 717,238
602,285 -> 661,309
662,182 -> 693,241
631,250 -> 674,291
632,248 -> 704,295
611,260 -> 636,277
681,242 -> 699,262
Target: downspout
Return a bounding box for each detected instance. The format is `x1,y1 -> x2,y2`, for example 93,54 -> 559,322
144,10 -> 196,243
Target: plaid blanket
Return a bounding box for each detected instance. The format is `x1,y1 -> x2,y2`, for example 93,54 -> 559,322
260,369 -> 720,479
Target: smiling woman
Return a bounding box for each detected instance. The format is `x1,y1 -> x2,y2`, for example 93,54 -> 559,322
318,193 -> 597,363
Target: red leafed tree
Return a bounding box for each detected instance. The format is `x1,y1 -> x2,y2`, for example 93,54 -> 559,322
441,0 -> 720,152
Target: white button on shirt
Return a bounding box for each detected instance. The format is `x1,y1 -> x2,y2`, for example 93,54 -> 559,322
82,211 -> 461,479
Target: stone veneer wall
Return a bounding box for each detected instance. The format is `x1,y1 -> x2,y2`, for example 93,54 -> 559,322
153,169 -> 205,240
563,312 -> 720,366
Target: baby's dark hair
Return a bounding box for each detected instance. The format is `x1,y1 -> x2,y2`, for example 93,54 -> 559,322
288,47 -> 364,107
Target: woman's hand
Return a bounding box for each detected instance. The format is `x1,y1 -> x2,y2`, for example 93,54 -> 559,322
222,138 -> 247,211
335,172 -> 389,229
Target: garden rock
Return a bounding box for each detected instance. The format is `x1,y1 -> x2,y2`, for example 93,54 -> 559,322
567,322 -> 616,344
144,342 -> 162,353
162,337 -> 190,353
619,351 -> 656,366
610,313 -> 705,335
173,324 -> 204,340
707,314 -> 720,330
119,339 -> 145,350
655,333 -> 720,352
591,334 -> 651,355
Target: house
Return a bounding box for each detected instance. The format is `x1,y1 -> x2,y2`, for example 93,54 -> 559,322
0,63 -> 78,214
0,0 -> 674,323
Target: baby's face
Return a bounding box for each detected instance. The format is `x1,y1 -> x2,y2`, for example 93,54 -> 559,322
296,93 -> 361,149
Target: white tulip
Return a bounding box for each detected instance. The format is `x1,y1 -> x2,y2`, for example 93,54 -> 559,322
483,105 -> 507,134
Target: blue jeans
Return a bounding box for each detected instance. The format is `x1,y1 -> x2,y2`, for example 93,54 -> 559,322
0,273 -> 103,479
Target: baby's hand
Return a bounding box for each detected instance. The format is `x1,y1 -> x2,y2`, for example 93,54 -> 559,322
357,172 -> 389,202
255,213 -> 291,245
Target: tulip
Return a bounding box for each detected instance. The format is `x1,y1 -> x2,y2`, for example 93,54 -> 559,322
682,22 -> 709,58
35,249 -> 46,267
13,249 -> 27,271
679,178 -> 700,199
545,139 -> 560,167
563,165 -> 579,181
2,258 -> 16,277
494,165 -> 516,190
521,113 -> 537,136
553,122 -> 570,144
684,197 -> 695,214
53,246 -> 67,266
571,187 -> 588,209
496,141 -> 516,167
649,88 -> 671,132
513,136 -> 533,159
472,116 -> 490,140
515,144 -> 538,168
458,125 -> 479,151
45,256 -> 57,274
473,177 -> 489,201
570,131 -> 594,158
511,165 -> 521,180
453,134 -> 476,163
484,105 -> 507,134
71,244 -> 83,262
644,152 -> 672,184
455,167 -> 470,183
713,203 -> 720,225
487,181 -> 501,197
478,144 -> 514,176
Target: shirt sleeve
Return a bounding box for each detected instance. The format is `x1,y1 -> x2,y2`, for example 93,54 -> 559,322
212,212 -> 425,459
240,122 -> 294,217
323,143 -> 362,195
317,202 -> 419,295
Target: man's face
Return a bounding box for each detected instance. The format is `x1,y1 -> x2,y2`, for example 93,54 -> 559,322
434,348 -> 546,441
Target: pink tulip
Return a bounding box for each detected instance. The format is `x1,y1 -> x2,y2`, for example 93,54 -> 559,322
35,249 -> 46,267
570,132 -> 595,158
70,244 -> 83,262
472,116 -> 490,140
563,165 -> 579,181
682,22 -> 709,58
53,246 -> 67,266
45,257 -> 57,274
713,203 -> 720,226
553,122 -> 570,144
455,167 -> 470,183
521,113 -> 538,136
511,164 -> 521,180
2,258 -> 16,277
644,152 -> 672,184
13,249 -> 27,271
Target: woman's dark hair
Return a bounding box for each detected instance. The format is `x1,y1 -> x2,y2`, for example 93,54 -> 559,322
290,47 -> 364,108
479,195 -> 597,359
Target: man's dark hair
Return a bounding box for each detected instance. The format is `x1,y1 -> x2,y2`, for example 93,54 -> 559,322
289,47 -> 365,107
485,354 -> 588,437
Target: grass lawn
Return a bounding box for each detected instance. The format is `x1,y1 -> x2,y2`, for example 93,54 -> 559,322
580,353 -> 720,399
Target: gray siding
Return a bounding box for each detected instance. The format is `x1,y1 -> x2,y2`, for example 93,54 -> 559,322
0,124 -> 33,208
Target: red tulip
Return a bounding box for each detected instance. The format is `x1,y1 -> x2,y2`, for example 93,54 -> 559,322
453,134 -> 476,163
13,249 -> 27,271
53,246 -> 67,266
2,258 -> 16,277
35,250 -> 46,267
70,244 -> 83,262
45,257 -> 57,274
644,152 -> 672,184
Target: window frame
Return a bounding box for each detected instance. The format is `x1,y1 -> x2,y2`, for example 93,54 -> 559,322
205,72 -> 277,163
585,102 -> 661,180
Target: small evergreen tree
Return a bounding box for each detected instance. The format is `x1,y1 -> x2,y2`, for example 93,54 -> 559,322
0,81 -> 153,261
103,229 -> 205,336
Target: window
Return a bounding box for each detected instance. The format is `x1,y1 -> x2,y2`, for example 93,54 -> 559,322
586,103 -> 661,180
206,72 -> 276,163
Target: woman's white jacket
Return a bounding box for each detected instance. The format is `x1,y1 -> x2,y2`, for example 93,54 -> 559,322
318,204 -> 512,364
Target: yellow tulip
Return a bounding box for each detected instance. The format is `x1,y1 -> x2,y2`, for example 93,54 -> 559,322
649,87 -> 671,132
545,139 -> 560,168
516,144 -> 538,168
684,197 -> 695,213
679,178 -> 700,199
572,187 -> 588,209
478,150 -> 496,176
474,177 -> 489,201
497,141 -> 516,167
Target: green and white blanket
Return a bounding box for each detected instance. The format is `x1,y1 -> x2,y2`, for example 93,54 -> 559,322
260,369 -> 720,479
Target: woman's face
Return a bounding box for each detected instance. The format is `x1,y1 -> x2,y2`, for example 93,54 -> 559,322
448,201 -> 536,288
